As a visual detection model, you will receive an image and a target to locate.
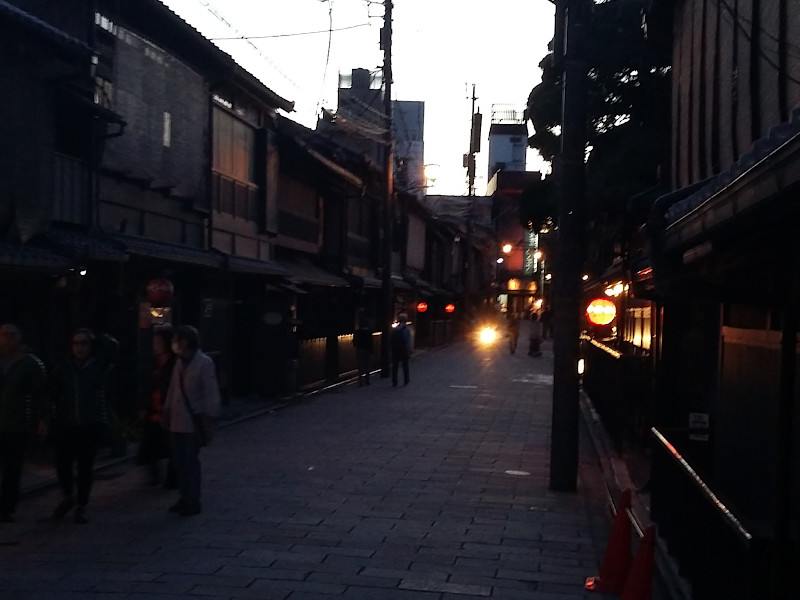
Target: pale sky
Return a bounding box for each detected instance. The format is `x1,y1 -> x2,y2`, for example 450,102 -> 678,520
159,0 -> 555,195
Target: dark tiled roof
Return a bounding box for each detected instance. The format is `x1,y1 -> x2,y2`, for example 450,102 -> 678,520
276,259 -> 349,288
0,241 -> 73,271
664,108 -> 800,225
0,0 -> 90,58
222,254 -> 286,276
114,234 -> 223,268
43,228 -> 128,262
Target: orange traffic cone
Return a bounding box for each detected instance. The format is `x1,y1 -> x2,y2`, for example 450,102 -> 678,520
621,525 -> 656,600
585,488 -> 633,594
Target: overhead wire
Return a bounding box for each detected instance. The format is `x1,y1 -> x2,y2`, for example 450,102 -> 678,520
209,22 -> 370,40
716,0 -> 800,85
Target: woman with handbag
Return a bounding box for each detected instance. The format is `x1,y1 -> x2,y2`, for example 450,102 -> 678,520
162,325 -> 220,517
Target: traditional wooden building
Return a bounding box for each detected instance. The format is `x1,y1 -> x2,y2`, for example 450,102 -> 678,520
635,1 -> 800,596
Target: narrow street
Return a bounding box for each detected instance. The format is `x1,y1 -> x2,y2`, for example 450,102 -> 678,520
1,328 -> 611,599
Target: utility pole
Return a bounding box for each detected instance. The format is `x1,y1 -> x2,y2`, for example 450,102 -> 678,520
549,0 -> 591,492
465,84 -> 480,197
463,86 -> 481,301
379,0 -> 394,377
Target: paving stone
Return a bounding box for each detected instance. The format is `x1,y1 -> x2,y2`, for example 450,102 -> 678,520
9,336 -> 617,600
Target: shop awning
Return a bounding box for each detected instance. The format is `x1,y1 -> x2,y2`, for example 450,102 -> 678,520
114,234 -> 223,268
43,228 -> 128,262
0,241 -> 73,272
221,253 -> 286,276
276,259 -> 349,288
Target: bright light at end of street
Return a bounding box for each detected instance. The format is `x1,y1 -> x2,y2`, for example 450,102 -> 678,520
479,327 -> 497,344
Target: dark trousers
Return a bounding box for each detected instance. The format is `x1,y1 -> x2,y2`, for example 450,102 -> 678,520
139,420 -> 176,485
55,425 -> 103,507
391,350 -> 410,385
0,432 -> 28,514
171,432 -> 201,506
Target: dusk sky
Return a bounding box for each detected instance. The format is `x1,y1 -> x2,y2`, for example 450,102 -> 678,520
159,0 -> 556,194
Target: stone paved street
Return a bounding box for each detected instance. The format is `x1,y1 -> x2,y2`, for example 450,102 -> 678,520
0,328 -> 613,599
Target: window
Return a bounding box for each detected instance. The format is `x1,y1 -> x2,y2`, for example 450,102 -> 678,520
162,112 -> 171,148
212,107 -> 255,183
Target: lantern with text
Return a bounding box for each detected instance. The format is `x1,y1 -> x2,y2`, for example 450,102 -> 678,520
416,302 -> 428,313
444,303 -> 456,314
146,278 -> 174,305
586,298 -> 616,326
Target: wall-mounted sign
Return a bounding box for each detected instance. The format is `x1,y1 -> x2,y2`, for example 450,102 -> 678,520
416,302 -> 428,313
444,303 -> 456,314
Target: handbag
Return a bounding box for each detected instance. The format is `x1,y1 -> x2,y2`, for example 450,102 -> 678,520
179,371 -> 215,447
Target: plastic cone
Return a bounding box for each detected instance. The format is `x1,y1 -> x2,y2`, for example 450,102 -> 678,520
585,488 -> 633,593
621,525 -> 656,600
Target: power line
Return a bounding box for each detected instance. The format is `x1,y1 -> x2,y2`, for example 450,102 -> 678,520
209,22 -> 370,40
716,0 -> 800,85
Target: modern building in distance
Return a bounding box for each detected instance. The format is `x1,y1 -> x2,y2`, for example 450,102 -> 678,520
487,104 -> 527,180
485,105 -> 544,314
317,68 -> 425,199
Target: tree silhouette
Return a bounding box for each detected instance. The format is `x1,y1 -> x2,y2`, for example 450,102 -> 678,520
523,0 -> 671,273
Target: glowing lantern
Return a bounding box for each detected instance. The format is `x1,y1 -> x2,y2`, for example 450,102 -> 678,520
416,302 -> 428,313
444,303 -> 456,314
586,298 -> 616,326
146,278 -> 174,304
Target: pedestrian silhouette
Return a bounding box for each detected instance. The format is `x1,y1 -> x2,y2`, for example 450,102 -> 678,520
50,329 -> 118,524
0,324 -> 47,523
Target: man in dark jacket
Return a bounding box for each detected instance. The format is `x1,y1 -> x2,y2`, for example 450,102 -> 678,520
50,329 -> 118,524
0,324 -> 47,523
390,314 -> 413,387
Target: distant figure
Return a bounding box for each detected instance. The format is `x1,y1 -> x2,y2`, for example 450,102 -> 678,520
507,313 -> 521,354
541,307 -> 553,339
163,325 -> 221,517
390,314 -> 412,387
138,326 -> 177,488
528,314 -> 543,357
50,329 -> 118,524
0,324 -> 47,523
352,316 -> 374,386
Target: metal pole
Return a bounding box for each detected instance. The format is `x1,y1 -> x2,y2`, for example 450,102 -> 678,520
379,0 -> 394,377
549,0 -> 590,492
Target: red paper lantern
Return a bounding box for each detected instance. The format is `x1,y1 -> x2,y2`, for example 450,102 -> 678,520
146,278 -> 174,304
444,303 -> 456,314
586,298 -> 616,326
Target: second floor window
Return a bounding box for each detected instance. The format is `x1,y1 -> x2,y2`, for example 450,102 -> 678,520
213,107 -> 255,184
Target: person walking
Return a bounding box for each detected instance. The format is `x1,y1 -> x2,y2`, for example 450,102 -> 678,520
507,312 -> 521,354
352,315 -> 374,386
138,325 -> 177,488
0,324 -> 47,523
50,329 -> 118,524
162,325 -> 221,517
541,306 -> 553,339
390,314 -> 412,387
528,314 -> 543,357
